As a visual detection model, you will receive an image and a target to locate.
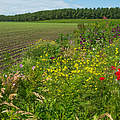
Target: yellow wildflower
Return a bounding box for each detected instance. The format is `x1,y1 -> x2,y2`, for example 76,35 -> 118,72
115,48 -> 119,54
74,63 -> 79,68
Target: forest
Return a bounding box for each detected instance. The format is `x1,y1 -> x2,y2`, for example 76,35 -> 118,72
0,7 -> 120,21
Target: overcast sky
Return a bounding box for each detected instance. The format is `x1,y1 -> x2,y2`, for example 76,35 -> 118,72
0,0 -> 120,15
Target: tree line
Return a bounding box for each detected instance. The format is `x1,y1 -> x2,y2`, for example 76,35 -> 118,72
0,7 -> 120,21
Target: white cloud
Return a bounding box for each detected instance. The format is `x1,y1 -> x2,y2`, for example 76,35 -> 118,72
0,0 -> 83,15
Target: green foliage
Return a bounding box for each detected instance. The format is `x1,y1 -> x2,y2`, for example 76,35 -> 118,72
25,41 -> 60,59
1,7 -> 120,21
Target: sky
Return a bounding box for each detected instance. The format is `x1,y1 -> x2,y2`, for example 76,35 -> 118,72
0,0 -> 120,15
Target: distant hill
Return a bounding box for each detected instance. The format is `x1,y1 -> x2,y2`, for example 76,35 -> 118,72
0,7 -> 120,22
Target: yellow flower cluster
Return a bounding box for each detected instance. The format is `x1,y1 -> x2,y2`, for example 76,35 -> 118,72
115,48 -> 119,54
33,38 -> 120,96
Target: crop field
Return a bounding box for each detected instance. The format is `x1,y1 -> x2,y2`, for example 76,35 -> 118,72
0,22 -> 77,70
1,20 -> 120,119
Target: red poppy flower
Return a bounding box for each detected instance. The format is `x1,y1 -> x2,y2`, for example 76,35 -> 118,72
114,68 -> 120,80
118,68 -> 120,72
111,66 -> 116,70
115,71 -> 120,76
99,77 -> 105,80
117,76 -> 120,80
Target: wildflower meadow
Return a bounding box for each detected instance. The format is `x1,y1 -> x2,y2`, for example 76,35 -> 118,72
0,20 -> 120,120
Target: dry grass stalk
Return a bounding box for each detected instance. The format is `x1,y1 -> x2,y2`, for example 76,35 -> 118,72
42,89 -> 49,92
9,93 -> 17,100
63,48 -> 75,57
33,92 -> 45,103
0,101 -> 35,118
1,110 -> 21,119
1,109 -> 10,113
97,112 -> 113,120
0,101 -> 20,110
33,92 -> 45,99
36,99 -> 43,103
0,72 -> 37,119
0,93 -> 3,98
26,118 -> 38,120
1,71 -> 21,93
1,88 -> 5,93
15,111 -> 33,115
75,115 -> 79,120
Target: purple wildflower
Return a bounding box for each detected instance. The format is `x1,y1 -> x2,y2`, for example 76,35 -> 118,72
19,64 -> 23,68
80,41 -> 83,44
90,40 -> 93,42
112,28 -> 115,32
83,40 -> 86,42
50,57 -> 55,60
32,66 -> 35,70
76,48 -> 79,51
109,40 -> 113,44
20,73 -> 24,77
